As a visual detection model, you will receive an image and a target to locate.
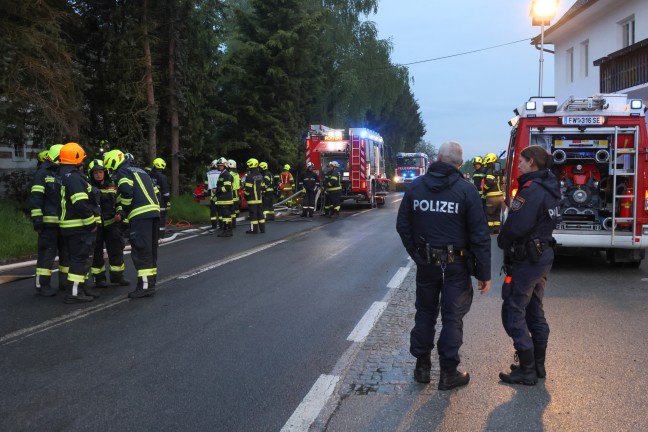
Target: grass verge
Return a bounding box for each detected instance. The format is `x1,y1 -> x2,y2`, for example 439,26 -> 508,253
167,194 -> 211,226
0,202 -> 38,261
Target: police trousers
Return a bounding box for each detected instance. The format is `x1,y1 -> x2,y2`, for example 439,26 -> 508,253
501,252 -> 553,351
410,262 -> 473,370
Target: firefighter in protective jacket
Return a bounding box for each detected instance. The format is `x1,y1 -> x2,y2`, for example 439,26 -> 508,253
260,162 -> 276,221
104,149 -> 160,298
149,157 -> 170,239
482,152 -> 504,231
299,162 -> 320,217
228,159 -> 241,227
323,161 -> 342,217
214,157 -> 234,237
244,158 -> 266,234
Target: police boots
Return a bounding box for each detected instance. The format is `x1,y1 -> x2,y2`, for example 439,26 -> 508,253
217,223 -> 233,237
500,349 -> 538,385
64,282 -> 94,304
245,224 -> 259,234
414,355 -> 431,384
438,368 -> 470,391
510,344 -> 547,378
110,272 -> 131,286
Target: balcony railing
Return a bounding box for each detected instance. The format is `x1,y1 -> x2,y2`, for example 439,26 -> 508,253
595,38 -> 648,93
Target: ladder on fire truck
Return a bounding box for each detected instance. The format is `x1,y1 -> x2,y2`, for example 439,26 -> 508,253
609,125 -> 639,244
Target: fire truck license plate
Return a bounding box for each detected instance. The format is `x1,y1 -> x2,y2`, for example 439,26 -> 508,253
561,116 -> 605,125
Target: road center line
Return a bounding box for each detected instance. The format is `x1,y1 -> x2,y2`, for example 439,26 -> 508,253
280,374 -> 340,432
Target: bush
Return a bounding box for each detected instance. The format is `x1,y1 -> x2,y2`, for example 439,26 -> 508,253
167,194 -> 210,225
0,202 -> 37,261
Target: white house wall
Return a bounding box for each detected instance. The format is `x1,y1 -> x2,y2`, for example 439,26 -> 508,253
550,0 -> 648,102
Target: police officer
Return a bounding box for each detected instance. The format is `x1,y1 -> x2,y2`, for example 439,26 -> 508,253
59,143 -> 101,304
88,159 -> 130,288
228,159 -> 241,228
396,141 -> 491,390
323,161 -> 342,217
260,162 -> 276,221
149,157 -> 170,239
299,162 -> 320,217
104,149 -> 160,298
497,145 -> 560,386
244,158 -> 265,234
29,144 -> 67,296
214,157 -> 234,237
482,152 -> 505,232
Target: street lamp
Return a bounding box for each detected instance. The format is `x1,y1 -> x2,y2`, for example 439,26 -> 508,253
531,0 -> 559,96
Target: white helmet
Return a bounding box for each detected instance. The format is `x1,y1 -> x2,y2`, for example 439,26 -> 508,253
210,159 -> 219,169
330,161 -> 339,168
216,157 -> 228,166
228,159 -> 237,169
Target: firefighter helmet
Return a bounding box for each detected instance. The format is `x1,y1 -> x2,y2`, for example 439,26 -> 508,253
259,161 -> 268,170
247,158 -> 259,168
329,161 -> 339,168
283,164 -> 290,171
228,159 -> 237,169
103,149 -> 126,170
472,156 -> 483,165
306,162 -> 314,168
483,153 -> 497,164
153,157 -> 166,169
88,159 -> 105,173
47,144 -> 64,164
59,143 -> 86,165
37,150 -> 49,163
216,157 -> 228,166
209,159 -> 219,169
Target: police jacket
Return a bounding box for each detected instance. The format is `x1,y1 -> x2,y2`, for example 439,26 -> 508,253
29,160 -> 61,226
482,165 -> 503,196
472,166 -> 485,192
149,167 -> 170,209
262,169 -> 275,194
324,170 -> 341,193
299,170 -> 320,192
497,169 -> 560,252
89,175 -> 123,227
244,168 -> 265,204
114,162 -> 160,221
59,165 -> 100,236
215,169 -> 234,204
396,161 -> 491,281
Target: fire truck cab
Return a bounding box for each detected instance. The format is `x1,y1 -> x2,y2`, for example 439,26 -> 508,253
503,94 -> 648,266
305,125 -> 389,208
393,152 -> 429,191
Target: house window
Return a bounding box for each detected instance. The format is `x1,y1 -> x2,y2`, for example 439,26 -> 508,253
566,48 -> 574,83
621,17 -> 635,48
581,40 -> 589,78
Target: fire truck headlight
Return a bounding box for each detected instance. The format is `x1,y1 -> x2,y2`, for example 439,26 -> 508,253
394,176 -> 401,183
631,100 -> 643,110
525,101 -> 536,111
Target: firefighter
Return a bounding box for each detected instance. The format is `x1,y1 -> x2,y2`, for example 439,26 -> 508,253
149,157 -> 171,239
228,159 -> 240,228
279,164 -> 295,205
482,152 -> 505,232
299,162 -> 320,217
260,162 -> 275,221
29,144 -> 68,296
59,143 -> 101,304
323,161 -> 342,217
396,140 -> 491,390
206,159 -> 221,230
497,145 -> 560,386
103,149 -> 160,298
244,158 -> 266,234
471,156 -> 487,210
36,149 -> 49,168
214,157 -> 234,237
87,159 -> 130,288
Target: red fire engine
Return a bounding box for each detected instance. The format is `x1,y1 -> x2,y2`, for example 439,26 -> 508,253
305,125 -> 389,208
503,94 -> 647,266
393,152 -> 429,191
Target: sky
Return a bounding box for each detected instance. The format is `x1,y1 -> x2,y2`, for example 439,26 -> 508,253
370,0 -> 577,160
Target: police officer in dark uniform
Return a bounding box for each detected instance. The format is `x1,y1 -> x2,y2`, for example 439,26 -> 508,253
299,162 -> 320,217
396,140 -> 491,390
498,145 -> 560,385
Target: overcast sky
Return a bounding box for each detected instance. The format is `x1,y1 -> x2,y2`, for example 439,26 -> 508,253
371,0 -> 577,160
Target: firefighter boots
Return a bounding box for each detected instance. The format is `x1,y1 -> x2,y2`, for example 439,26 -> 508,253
128,276 -> 156,298
94,275 -> 109,288
308,209 -> 314,217
413,356 -> 431,384
259,223 -> 265,233
64,282 -> 94,304
36,275 -> 57,297
83,285 -> 102,298
217,223 -> 233,237
231,217 -> 237,228
110,272 -> 131,286
438,368 -> 470,391
245,224 -> 259,234
301,209 -> 307,217
500,349 -> 538,385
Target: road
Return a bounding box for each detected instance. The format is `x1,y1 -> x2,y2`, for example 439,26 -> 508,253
2,193 -> 648,431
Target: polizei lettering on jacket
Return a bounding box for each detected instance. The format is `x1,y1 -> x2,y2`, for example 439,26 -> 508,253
413,199 -> 460,213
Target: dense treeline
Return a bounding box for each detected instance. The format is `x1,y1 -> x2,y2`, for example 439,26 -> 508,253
0,0 -> 425,195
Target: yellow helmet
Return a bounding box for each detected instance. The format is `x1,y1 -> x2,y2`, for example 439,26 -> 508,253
47,144 -> 64,164
247,158 -> 259,169
37,150 -> 49,163
259,161 -> 268,170
103,149 -> 126,170
283,164 -> 291,171
59,143 -> 86,165
483,153 -> 497,164
153,157 -> 166,169
471,156 -> 483,165
88,159 -> 106,173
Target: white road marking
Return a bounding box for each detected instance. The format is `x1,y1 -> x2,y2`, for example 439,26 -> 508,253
393,198 -> 403,203
346,301 -> 388,342
387,265 -> 411,289
280,374 -> 340,432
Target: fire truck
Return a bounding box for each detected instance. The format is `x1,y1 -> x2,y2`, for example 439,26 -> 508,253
305,125 -> 389,208
503,94 -> 647,266
393,152 -> 429,191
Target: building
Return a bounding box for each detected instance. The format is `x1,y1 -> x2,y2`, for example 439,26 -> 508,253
533,0 -> 648,103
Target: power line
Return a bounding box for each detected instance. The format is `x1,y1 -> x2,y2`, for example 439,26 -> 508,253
396,37 -> 533,67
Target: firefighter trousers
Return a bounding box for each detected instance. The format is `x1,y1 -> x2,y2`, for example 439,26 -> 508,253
36,226 -> 68,289
92,224 -> 126,280
128,218 -> 159,288
63,230 -> 96,294
210,200 -> 219,229
410,262 -> 473,371
485,195 -> 504,228
501,253 -> 553,352
262,193 -> 275,219
302,189 -> 317,214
